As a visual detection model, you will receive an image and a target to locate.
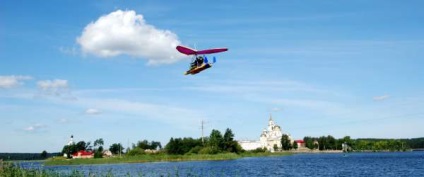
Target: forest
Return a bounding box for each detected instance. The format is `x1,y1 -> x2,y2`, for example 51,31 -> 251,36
0,152 -> 60,161
301,136 -> 424,151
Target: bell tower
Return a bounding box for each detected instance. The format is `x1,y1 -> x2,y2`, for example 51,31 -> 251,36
268,114 -> 275,131
67,135 -> 74,145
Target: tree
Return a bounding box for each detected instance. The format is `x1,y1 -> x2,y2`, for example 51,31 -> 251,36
76,141 -> 87,151
303,136 -> 314,149
327,135 -> 336,150
94,138 -> 104,148
109,143 -> 124,155
292,141 -> 298,150
40,150 -> 48,159
93,138 -> 104,158
62,144 -> 77,159
223,128 -> 241,153
150,141 -> 162,150
164,137 -> 202,155
208,129 -> 224,151
137,140 -> 151,150
281,134 -> 292,150
223,128 -> 234,150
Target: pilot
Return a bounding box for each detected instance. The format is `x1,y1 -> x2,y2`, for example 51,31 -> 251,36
196,56 -> 204,66
190,56 -> 204,69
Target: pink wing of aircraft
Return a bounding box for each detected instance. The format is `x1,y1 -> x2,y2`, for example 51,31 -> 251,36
176,45 -> 228,75
176,45 -> 228,56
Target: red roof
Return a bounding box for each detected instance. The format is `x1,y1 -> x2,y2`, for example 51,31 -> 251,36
72,150 -> 93,156
295,140 -> 305,143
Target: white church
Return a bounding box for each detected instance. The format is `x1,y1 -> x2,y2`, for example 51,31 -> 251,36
238,115 -> 293,152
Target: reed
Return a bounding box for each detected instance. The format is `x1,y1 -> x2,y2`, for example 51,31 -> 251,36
45,153 -> 245,166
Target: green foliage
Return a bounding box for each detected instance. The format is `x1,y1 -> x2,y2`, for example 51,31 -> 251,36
302,135 -> 413,151
353,139 -> 406,151
94,151 -> 103,158
127,147 -> 146,156
40,150 -> 48,159
76,141 -> 88,151
188,146 -> 203,154
222,128 -> 242,153
0,153 -> 60,161
109,143 -> 125,155
165,128 -> 241,155
61,140 -> 91,158
198,146 -> 219,154
303,136 -> 316,149
292,141 -> 298,150
250,147 -> 267,153
208,129 -> 224,151
94,138 -> 104,147
134,140 -> 162,150
165,137 -> 203,155
403,137 -> 424,149
281,134 -> 292,150
93,138 -> 104,157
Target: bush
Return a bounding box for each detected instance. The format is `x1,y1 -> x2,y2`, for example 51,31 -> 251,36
250,147 -> 267,153
94,151 -> 103,158
188,146 -> 203,154
198,147 -> 219,154
127,147 -> 145,156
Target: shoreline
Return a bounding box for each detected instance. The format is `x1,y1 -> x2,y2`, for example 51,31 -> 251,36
44,152 -> 292,166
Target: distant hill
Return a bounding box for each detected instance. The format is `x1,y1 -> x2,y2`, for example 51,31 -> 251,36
0,152 -> 60,161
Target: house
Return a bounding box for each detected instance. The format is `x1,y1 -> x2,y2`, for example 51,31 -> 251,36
295,140 -> 305,148
72,150 -> 94,159
102,150 -> 113,157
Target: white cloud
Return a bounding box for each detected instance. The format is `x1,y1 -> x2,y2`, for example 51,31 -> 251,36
77,10 -> 184,65
85,108 -> 101,115
78,98 -> 203,130
23,123 -> 46,133
59,46 -> 78,56
0,75 -> 32,89
37,79 -> 70,96
373,95 -> 390,101
271,107 -> 283,112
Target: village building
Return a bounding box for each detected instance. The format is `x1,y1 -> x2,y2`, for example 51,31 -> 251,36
63,135 -> 75,158
103,150 -> 113,157
238,115 -> 293,152
72,150 -> 94,159
295,140 -> 306,148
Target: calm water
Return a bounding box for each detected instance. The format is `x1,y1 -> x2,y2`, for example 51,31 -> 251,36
20,152 -> 424,177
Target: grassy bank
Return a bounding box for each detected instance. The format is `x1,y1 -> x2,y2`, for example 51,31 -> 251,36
44,152 -> 291,166
0,162 -> 85,177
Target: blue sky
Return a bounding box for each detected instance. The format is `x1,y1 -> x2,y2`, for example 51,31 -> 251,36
1,0 -> 424,152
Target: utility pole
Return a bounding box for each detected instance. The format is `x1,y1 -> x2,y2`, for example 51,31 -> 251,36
201,120 -> 204,145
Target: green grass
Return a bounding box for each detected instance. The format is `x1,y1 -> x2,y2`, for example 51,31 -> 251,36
1,152 -> 292,177
44,152 -> 292,166
0,162 -> 85,177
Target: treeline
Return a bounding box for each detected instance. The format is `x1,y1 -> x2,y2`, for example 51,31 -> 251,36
164,128 -> 242,155
302,136 -> 424,151
62,138 -> 126,158
401,137 -> 424,149
125,128 -> 242,156
0,152 -> 60,161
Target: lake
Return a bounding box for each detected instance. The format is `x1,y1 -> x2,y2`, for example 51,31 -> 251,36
20,151 -> 424,177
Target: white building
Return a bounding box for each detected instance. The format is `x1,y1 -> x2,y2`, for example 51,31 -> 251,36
239,115 -> 292,152
63,135 -> 75,158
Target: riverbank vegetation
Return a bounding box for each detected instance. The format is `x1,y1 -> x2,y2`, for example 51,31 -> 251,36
301,136 -> 424,152
0,161 -> 85,177
44,128 -> 291,166
0,152 -> 59,161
